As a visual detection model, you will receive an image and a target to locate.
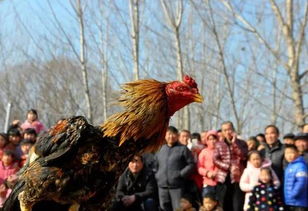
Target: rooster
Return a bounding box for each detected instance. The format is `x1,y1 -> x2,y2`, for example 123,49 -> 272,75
3,75 -> 203,211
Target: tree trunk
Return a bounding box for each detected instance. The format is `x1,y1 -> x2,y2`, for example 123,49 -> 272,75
77,0 -> 93,122
129,0 -> 140,81
290,71 -> 305,128
160,0 -> 189,130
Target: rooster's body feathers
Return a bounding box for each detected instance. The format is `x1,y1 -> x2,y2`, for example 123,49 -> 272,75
3,77 -> 203,211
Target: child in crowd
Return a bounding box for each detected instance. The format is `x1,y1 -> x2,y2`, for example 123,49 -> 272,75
23,128 -> 37,143
246,136 -> 258,152
199,193 -> 223,211
198,130 -> 219,198
0,134 -> 8,159
247,167 -> 284,211
176,195 -> 197,211
0,150 -> 19,207
284,145 -> 308,210
240,151 -> 280,210
19,139 -> 34,167
21,109 -> 46,135
6,129 -> 22,160
0,151 -> 19,184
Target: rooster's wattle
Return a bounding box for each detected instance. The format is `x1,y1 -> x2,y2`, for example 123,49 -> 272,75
3,75 -> 203,211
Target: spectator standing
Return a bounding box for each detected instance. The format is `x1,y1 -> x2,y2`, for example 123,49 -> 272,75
240,151 -> 280,210
198,130 -> 219,198
179,130 -> 191,146
155,126 -> 195,211
215,121 -> 248,211
21,109 -> 46,135
284,145 -> 308,210
246,137 -> 258,152
283,133 -> 295,145
247,167 -> 284,211
293,133 -> 308,164
260,125 -> 285,182
256,133 -> 266,151
186,132 -> 204,204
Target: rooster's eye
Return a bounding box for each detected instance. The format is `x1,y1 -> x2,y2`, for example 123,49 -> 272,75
176,86 -> 188,92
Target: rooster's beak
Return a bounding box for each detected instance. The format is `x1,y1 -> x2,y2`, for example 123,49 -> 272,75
193,93 -> 203,103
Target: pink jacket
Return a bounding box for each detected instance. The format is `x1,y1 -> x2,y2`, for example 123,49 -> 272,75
0,161 -> 19,184
239,159 -> 280,210
21,120 -> 46,134
198,147 -> 217,186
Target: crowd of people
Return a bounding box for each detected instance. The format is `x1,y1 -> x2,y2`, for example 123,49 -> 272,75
0,108 -> 307,211
0,109 -> 45,207
112,122 -> 308,211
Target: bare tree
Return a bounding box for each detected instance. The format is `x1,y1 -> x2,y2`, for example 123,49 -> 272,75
160,0 -> 191,130
76,0 -> 93,122
129,0 -> 140,80
220,0 -> 308,129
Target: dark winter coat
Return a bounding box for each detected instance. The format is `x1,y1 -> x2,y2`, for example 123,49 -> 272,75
260,141 -> 285,181
155,142 -> 195,188
284,156 -> 308,207
247,182 -> 284,211
115,167 -> 156,203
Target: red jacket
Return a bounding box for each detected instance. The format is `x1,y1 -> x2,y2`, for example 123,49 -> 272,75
214,139 -> 248,183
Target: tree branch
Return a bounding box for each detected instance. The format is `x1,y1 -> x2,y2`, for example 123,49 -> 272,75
219,0 -> 289,71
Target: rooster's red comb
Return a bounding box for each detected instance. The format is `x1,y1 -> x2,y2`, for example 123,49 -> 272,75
183,75 -> 197,88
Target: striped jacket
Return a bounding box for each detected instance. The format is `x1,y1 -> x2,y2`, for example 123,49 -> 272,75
213,139 -> 248,183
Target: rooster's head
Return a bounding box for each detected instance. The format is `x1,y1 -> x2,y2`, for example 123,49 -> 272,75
166,75 -> 203,116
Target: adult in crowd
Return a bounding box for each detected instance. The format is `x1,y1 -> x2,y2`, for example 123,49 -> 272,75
179,130 -> 191,146
294,132 -> 308,164
112,154 -> 157,211
260,125 -> 285,182
214,121 -> 248,211
155,126 -> 195,211
283,133 -> 295,145
255,133 -> 266,151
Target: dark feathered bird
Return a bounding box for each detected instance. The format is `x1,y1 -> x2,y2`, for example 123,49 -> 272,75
3,76 -> 203,211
